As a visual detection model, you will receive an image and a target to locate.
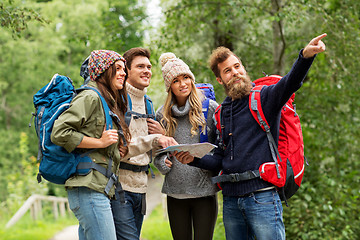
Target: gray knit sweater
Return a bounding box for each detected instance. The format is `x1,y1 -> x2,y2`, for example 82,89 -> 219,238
154,99 -> 219,198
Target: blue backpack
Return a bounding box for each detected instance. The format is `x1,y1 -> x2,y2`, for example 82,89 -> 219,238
196,83 -> 216,101
196,83 -> 216,143
31,74 -> 125,198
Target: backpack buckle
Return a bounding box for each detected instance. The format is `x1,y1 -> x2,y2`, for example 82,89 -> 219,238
229,173 -> 240,182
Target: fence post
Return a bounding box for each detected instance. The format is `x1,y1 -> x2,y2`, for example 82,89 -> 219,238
59,201 -> 66,217
53,201 -> 59,219
37,199 -> 43,220
5,194 -> 69,228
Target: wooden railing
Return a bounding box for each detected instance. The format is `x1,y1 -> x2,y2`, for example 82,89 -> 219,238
5,194 -> 70,228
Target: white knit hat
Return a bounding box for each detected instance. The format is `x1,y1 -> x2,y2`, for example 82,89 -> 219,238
159,52 -> 195,91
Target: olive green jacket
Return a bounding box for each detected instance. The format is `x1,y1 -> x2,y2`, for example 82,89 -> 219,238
51,81 -> 161,198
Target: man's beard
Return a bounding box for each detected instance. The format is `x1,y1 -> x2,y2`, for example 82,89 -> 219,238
222,74 -> 253,100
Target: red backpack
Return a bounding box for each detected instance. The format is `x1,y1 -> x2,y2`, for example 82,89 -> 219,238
214,75 -> 307,202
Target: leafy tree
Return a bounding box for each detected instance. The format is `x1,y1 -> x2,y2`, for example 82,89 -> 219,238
0,0 -> 48,36
0,0 -> 150,218
101,0 -> 148,53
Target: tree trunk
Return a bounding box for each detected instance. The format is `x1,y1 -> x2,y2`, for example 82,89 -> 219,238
213,2 -> 234,51
213,19 -> 234,51
271,0 -> 286,75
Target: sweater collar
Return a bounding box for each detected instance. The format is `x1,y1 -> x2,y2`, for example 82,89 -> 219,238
126,82 -> 147,101
172,99 -> 191,117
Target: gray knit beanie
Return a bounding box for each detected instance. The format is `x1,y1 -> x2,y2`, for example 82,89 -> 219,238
159,52 -> 195,91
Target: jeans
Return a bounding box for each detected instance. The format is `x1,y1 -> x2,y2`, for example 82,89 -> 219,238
111,190 -> 145,240
223,189 -> 285,240
67,187 -> 116,240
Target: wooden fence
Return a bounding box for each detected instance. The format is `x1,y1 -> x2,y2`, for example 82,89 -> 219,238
5,194 -> 70,228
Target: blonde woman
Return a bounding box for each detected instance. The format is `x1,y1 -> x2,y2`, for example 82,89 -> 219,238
149,53 -> 219,240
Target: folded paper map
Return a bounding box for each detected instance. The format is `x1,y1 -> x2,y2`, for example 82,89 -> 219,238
155,142 -> 217,158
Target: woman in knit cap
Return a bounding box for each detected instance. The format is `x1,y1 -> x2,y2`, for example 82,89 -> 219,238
151,53 -> 219,240
51,50 -> 131,240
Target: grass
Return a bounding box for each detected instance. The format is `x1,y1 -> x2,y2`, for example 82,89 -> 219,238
0,212 -> 78,240
141,204 -> 172,240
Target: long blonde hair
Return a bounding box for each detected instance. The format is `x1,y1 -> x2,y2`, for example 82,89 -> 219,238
160,81 -> 206,137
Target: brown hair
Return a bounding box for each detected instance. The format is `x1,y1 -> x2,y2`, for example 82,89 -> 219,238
96,62 -> 131,145
209,46 -> 239,78
123,47 -> 151,70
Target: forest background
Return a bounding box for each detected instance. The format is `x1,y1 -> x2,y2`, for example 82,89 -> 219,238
0,0 -> 359,239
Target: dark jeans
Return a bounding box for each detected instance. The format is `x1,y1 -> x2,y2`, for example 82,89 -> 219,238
111,190 -> 145,240
167,195 -> 218,240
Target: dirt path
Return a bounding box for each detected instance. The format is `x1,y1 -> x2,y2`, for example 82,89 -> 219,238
50,175 -> 164,240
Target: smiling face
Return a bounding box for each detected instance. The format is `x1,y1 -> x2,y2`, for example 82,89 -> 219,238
170,74 -> 193,106
216,55 -> 252,99
216,55 -> 247,84
112,60 -> 126,90
126,56 -> 152,90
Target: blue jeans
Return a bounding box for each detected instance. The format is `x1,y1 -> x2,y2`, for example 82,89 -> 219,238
111,190 -> 145,240
223,189 -> 285,240
67,187 -> 116,240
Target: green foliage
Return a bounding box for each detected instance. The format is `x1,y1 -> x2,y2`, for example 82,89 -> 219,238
0,0 -> 149,225
282,1 -> 360,238
0,0 -> 48,37
102,0 -> 148,53
5,132 -> 48,213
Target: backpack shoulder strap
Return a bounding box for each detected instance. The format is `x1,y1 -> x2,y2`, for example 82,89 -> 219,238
123,94 -> 132,126
127,94 -> 132,111
214,104 -> 226,150
214,104 -> 222,133
199,98 -> 210,143
144,94 -> 155,119
249,85 -> 270,132
202,97 -> 210,120
78,86 -> 113,130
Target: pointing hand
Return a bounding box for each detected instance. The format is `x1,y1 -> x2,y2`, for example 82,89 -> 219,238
303,33 -> 327,58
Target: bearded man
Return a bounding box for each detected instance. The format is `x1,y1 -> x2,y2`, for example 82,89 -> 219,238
175,33 -> 327,240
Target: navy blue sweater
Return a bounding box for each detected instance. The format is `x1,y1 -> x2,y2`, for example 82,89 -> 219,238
191,50 -> 315,197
